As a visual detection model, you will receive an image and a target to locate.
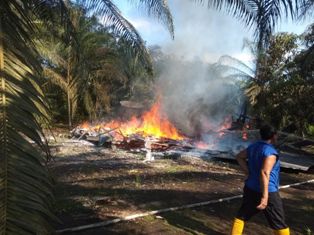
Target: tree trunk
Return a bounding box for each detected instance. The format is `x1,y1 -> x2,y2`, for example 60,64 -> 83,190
67,59 -> 72,130
67,89 -> 72,129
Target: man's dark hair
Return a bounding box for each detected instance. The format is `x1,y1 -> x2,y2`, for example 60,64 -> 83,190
260,124 -> 277,140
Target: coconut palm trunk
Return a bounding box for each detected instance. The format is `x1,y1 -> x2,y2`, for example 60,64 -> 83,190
67,57 -> 73,129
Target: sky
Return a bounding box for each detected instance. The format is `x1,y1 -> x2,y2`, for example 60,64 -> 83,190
112,0 -> 312,64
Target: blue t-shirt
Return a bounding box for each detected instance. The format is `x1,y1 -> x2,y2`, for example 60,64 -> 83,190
245,141 -> 280,192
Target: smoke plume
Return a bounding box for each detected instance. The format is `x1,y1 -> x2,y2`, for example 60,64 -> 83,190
153,0 -> 249,137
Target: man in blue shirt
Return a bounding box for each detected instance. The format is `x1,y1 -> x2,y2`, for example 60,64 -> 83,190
231,124 -> 290,235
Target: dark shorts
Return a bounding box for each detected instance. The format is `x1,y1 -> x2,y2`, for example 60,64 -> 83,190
236,186 -> 288,230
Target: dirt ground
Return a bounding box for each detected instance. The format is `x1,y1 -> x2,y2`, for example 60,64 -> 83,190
50,140 -> 314,235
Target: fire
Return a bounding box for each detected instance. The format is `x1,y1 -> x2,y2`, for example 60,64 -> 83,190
78,100 -> 236,144
80,99 -> 185,140
139,101 -> 184,139
194,141 -> 215,150
242,124 -> 249,141
217,116 -> 232,132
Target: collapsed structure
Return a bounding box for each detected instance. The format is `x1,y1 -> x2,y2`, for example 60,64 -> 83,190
70,99 -> 314,172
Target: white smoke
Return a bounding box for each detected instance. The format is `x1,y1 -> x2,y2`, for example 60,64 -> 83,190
155,56 -> 242,136
164,0 -> 253,62
152,0 -> 252,136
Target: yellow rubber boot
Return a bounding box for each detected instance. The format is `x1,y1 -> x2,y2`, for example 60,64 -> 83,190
273,227 -> 290,235
231,218 -> 244,235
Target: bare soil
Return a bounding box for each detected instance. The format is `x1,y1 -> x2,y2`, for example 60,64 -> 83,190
50,140 -> 314,235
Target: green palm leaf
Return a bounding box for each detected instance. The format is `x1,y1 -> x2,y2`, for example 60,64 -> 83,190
217,55 -> 255,78
77,0 -> 173,69
193,0 -> 255,25
194,0 -> 302,48
129,0 -> 174,37
44,68 -> 68,91
0,1 -> 55,234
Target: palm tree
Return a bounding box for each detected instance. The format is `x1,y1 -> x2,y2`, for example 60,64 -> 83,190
215,41 -> 262,106
38,6 -> 113,127
78,25 -> 131,120
39,5 -> 151,124
78,0 -> 174,68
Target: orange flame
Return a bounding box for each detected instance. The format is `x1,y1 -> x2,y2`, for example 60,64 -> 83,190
138,101 -> 184,139
81,99 -> 185,140
78,101 -> 235,142
242,132 -> 248,140
194,141 -> 215,150
242,127 -> 248,141
217,116 -> 232,132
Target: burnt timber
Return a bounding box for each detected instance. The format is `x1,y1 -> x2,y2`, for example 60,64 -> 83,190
71,128 -> 314,172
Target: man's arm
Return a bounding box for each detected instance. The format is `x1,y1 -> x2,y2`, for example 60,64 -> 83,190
256,155 -> 276,210
235,149 -> 249,176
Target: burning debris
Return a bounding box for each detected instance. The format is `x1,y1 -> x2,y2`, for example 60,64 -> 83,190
68,97 -> 314,172
70,98 -> 253,162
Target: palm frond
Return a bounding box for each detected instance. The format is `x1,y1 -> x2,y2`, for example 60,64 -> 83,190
298,0 -> 314,19
44,68 -> 68,91
37,40 -> 67,68
0,1 -> 54,234
218,55 -> 255,75
129,0 -> 174,38
77,0 -> 157,69
33,0 -> 78,40
245,82 -> 262,105
194,0 -> 301,48
192,0 -> 256,26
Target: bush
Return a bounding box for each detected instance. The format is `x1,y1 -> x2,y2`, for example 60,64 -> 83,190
306,124 -> 314,137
